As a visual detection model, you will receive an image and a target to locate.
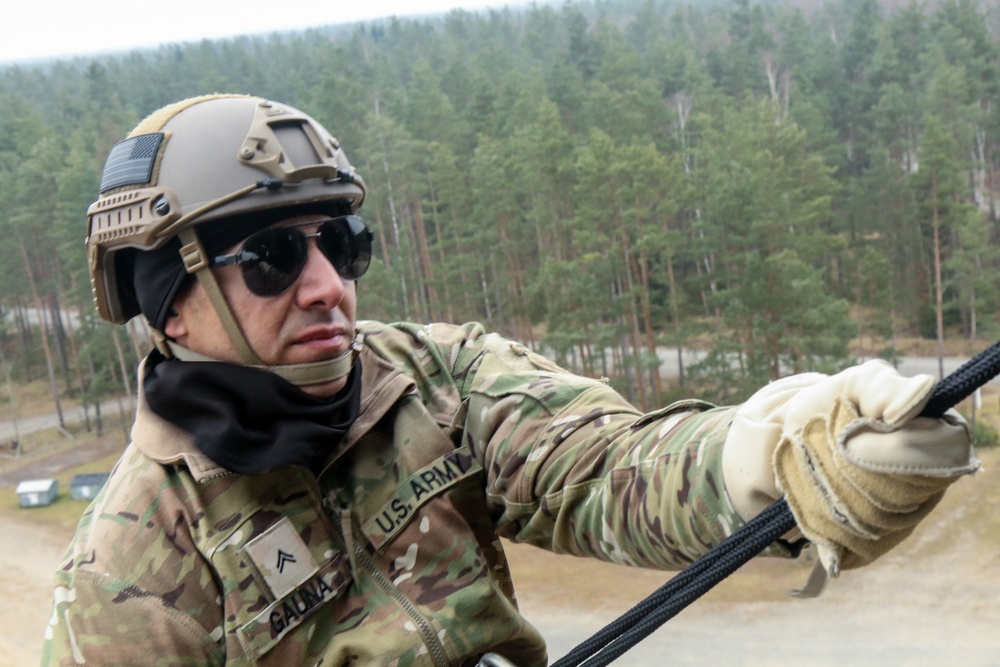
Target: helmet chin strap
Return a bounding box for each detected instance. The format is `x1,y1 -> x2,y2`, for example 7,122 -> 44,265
159,228 -> 361,388
160,335 -> 362,387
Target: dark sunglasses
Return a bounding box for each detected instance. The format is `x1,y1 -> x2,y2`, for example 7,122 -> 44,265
210,215 -> 373,297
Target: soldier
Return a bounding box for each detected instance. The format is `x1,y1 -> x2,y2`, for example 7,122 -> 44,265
43,95 -> 977,666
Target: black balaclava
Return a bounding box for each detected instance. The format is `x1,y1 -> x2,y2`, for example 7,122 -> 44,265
143,351 -> 362,474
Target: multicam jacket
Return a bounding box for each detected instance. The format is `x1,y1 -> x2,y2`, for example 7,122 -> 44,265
44,321 -> 745,667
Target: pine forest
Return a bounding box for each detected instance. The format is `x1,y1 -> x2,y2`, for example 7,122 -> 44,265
2,0 -> 1000,418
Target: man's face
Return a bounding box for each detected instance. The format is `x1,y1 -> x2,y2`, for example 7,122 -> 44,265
164,213 -> 358,398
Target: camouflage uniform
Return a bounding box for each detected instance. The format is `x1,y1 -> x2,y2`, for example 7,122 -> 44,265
43,321 -> 747,667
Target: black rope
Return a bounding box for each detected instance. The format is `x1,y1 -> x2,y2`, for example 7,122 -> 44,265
550,500 -> 795,667
552,343 -> 1000,667
922,338 -> 1000,418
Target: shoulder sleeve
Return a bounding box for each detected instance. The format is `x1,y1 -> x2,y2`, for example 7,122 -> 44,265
358,319 -> 490,385
360,321 -> 748,569
463,338 -> 746,570
42,447 -> 224,666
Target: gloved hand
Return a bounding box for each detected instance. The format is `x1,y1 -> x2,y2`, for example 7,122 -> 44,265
722,360 -> 978,575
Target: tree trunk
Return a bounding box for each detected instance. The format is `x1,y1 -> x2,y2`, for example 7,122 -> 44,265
373,207 -> 393,271
48,291 -> 74,394
112,329 -> 136,417
496,214 -> 531,344
18,234 -> 65,429
15,301 -> 34,381
637,251 -> 663,400
64,296 -> 90,412
663,219 -> 685,389
85,352 -> 101,436
479,271 -> 493,321
377,143 -> 410,318
411,197 -> 440,320
970,254 -> 981,340
426,175 -> 456,323
931,176 -> 945,379
127,318 -> 150,363
0,347 -> 21,456
104,351 -> 129,442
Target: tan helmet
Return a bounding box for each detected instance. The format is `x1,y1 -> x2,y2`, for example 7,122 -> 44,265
88,94 -> 366,325
87,94 -> 368,387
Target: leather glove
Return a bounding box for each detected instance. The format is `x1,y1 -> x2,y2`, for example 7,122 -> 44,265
722,360 -> 978,576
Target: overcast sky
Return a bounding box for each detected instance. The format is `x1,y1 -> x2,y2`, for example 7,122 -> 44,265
1,0 -> 535,64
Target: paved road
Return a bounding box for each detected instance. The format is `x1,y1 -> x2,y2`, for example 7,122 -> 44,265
653,348 -> 993,384
0,397 -> 132,443
0,353 -> 991,443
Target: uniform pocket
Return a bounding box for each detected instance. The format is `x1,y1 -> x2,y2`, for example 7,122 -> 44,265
236,552 -> 353,660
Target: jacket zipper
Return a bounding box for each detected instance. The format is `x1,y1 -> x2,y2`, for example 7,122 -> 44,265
327,499 -> 450,667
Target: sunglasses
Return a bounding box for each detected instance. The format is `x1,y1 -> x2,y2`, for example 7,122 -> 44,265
210,215 -> 373,297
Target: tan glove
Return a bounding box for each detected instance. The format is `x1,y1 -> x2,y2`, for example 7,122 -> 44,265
723,360 -> 978,576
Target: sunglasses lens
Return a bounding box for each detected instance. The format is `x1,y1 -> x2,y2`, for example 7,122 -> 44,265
220,216 -> 372,296
239,228 -> 308,296
319,215 -> 373,281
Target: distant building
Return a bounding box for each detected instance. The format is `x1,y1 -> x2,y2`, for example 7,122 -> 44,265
69,473 -> 110,501
16,479 -> 58,508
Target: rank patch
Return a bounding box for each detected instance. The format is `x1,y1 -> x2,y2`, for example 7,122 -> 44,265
244,517 -> 319,599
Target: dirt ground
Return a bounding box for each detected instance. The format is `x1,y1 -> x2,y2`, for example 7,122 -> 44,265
0,512 -> 70,667
3,445 -> 999,666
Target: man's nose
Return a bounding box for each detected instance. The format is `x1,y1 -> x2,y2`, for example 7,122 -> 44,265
294,240 -> 346,309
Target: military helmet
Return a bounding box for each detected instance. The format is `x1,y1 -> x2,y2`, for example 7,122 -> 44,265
87,94 -> 366,325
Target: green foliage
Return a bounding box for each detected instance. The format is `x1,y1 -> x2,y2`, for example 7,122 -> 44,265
1,0 -> 999,409
972,418 -> 1000,450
